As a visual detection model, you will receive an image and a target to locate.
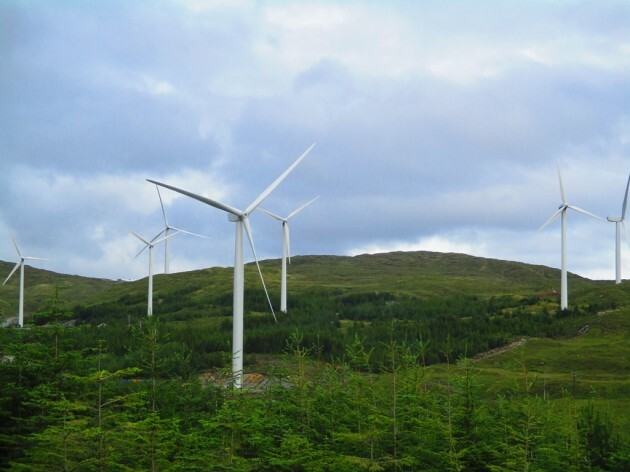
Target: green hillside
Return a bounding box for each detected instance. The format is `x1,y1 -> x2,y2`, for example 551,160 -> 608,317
1,251 -> 629,470
0,260 -> 123,319
1,251 -> 622,320
276,251 -> 599,295
2,250 -> 627,383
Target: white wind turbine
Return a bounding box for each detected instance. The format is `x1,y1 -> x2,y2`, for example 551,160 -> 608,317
537,163 -> 604,310
152,185 -> 209,274
131,230 -> 180,316
606,173 -> 630,284
258,196 -> 319,313
3,238 -> 47,327
148,143 -> 315,388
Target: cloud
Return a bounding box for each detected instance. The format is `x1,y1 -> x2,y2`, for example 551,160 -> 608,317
0,164 -> 234,279
347,233 -> 487,259
0,0 -> 629,284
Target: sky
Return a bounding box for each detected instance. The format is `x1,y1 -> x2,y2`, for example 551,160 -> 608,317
1,0 -> 629,284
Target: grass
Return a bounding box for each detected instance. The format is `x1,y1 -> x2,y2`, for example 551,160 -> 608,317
1,251 -> 624,319
468,307 -> 630,440
2,250 -> 629,446
475,309 -> 629,384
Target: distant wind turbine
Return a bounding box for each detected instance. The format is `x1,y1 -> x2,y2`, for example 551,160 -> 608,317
148,143 -> 315,388
132,230 -> 179,316
152,185 -> 209,274
606,174 -> 630,284
3,238 -> 47,327
258,196 -> 319,313
537,162 -> 604,310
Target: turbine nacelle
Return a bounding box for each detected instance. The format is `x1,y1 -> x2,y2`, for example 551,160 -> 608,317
607,216 -> 623,223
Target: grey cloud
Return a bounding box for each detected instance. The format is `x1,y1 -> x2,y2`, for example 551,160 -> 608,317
1,1 -> 628,281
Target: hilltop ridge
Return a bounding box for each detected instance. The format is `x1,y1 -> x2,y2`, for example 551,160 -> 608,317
0,250 -> 624,320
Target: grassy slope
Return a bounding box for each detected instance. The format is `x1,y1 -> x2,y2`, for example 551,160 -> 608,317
1,251 -> 629,439
281,252 -> 596,296
0,261 -> 122,318
469,307 -> 630,440
2,250 -> 628,317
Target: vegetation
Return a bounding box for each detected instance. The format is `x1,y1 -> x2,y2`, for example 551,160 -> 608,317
0,251 -> 629,470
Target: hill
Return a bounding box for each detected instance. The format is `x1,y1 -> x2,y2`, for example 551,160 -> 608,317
0,260 -> 123,321
1,251 -> 629,469
273,251 -> 597,295
2,249 -> 626,370
1,251 -> 624,321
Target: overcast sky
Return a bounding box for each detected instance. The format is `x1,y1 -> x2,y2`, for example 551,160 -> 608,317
1,0 -> 629,284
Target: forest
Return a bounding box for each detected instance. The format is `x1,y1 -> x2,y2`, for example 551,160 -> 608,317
0,252 -> 629,470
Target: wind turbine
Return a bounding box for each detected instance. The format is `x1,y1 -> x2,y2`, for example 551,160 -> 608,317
537,162 -> 604,310
3,238 -> 47,327
606,173 -> 630,284
147,143 -> 315,388
151,185 -> 210,274
131,230 -> 179,316
258,196 -> 319,313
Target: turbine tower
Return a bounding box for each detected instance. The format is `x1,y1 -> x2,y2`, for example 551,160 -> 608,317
258,196 -> 319,312
132,230 -> 179,316
152,185 -> 208,274
537,162 -> 603,310
3,238 -> 47,327
606,173 -> 630,284
148,143 -> 315,388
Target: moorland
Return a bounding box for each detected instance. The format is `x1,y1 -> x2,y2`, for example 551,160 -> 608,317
0,251 -> 628,470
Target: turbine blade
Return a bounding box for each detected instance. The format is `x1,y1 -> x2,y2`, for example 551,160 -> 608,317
151,228 -> 167,243
152,230 -> 180,246
537,208 -> 563,232
286,196 -> 319,220
23,256 -> 49,262
147,180 -> 243,217
557,161 -> 566,204
131,231 -> 151,246
131,232 -> 151,258
257,207 -> 284,221
622,173 -> 630,220
245,143 -> 316,214
567,205 -> 605,221
243,217 -> 277,323
11,238 -> 22,258
169,226 -> 211,240
156,186 -> 169,226
3,261 -> 21,285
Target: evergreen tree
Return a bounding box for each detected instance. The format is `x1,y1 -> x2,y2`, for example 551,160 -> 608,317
578,402 -> 621,471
